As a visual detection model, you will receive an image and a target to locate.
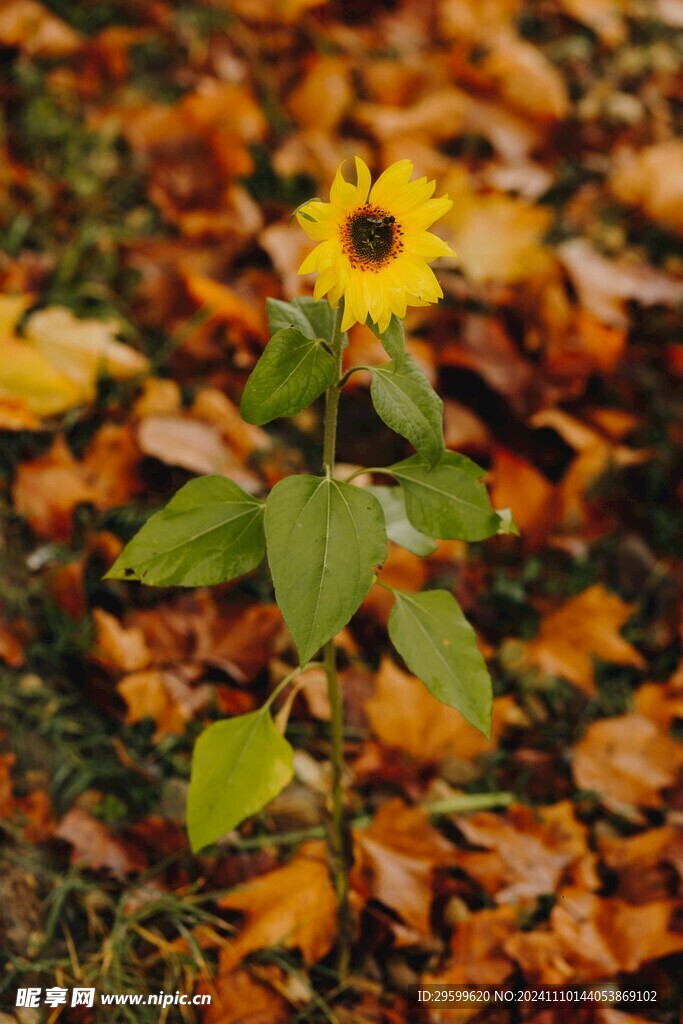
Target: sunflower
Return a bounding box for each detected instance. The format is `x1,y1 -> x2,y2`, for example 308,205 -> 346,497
296,157 -> 455,333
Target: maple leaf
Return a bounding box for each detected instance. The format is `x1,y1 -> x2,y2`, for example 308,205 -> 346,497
364,657 -> 521,763
218,842 -> 337,973
572,714 -> 683,811
520,584 -> 645,695
453,802 -> 593,904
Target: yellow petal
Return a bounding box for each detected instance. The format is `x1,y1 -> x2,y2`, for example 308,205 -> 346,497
401,195 -> 454,231
354,156 -> 372,203
369,159 -> 414,207
330,162 -> 359,211
403,230 -> 456,260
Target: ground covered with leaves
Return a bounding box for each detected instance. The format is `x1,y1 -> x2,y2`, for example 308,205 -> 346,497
1,0 -> 683,1021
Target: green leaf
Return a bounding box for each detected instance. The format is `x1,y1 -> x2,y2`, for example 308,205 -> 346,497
105,476 -> 265,587
386,451 -> 501,541
366,485 -> 437,556
496,507 -> 520,536
266,296 -> 335,341
367,314 -> 405,368
187,710 -> 294,851
388,589 -> 492,737
369,354 -> 444,466
240,327 -> 337,426
265,475 -> 387,665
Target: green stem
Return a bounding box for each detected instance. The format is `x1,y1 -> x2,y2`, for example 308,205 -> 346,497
229,791 -> 515,851
321,299 -> 353,976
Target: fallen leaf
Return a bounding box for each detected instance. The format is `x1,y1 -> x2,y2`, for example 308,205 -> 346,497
0,0 -> 81,56
520,584 -> 645,695
56,808 -> 146,875
439,313 -> 537,410
490,448 -> 557,549
598,825 -> 683,903
117,667 -> 211,739
12,436 -> 102,540
136,414 -> 260,490
25,306 -> 149,396
453,802 -> 593,903
351,800 -> 456,939
218,842 -> 337,973
202,967 -> 289,1024
91,609 -> 151,674
558,239 -> 683,327
610,140 -> 683,235
506,888 -> 683,982
572,714 -> 683,810
442,171 -> 555,284
364,657 -> 518,763
557,0 -> 628,45
427,905 -> 518,986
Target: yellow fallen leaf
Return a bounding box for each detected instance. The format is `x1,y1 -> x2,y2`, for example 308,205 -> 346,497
0,336 -> 81,416
25,306 -> 149,397
442,170 -> 554,284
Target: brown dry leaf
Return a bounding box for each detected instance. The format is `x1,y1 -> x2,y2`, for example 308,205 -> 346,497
610,141 -> 683,235
443,400 -> 490,454
506,888 -> 683,982
259,221 -> 321,300
440,313 -> 536,410
427,906 -> 518,987
0,752 -> 53,841
136,414 -> 260,491
558,239 -> 683,326
520,584 -> 644,695
81,424 -> 142,507
572,714 -> 683,811
453,802 -> 592,904
224,0 -> 326,22
351,800 -> 456,939
117,667 -> 211,740
545,310 -> 628,379
92,609 -> 151,674
56,808 -> 146,875
0,0 -> 81,56
442,171 -> 555,284
204,604 -> 285,682
598,825 -> 683,902
218,842 -> 337,973
490,448 -> 557,549
365,657 -> 519,763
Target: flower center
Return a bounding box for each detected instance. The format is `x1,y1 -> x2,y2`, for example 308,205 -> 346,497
341,205 -> 403,270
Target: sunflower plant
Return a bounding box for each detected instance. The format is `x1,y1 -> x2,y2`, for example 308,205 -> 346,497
106,158 -> 514,968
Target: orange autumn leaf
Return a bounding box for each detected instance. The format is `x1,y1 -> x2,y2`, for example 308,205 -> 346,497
0,0 -> 81,56
427,906 -> 518,987
610,140 -> 683,235
365,657 -> 521,763
490,447 -> 557,549
521,584 -> 645,695
218,842 -> 337,973
12,436 -> 103,541
117,668 -> 211,740
91,609 -> 151,674
506,888 -> 683,982
351,800 -> 456,939
202,967 -> 289,1024
572,714 -> 683,810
